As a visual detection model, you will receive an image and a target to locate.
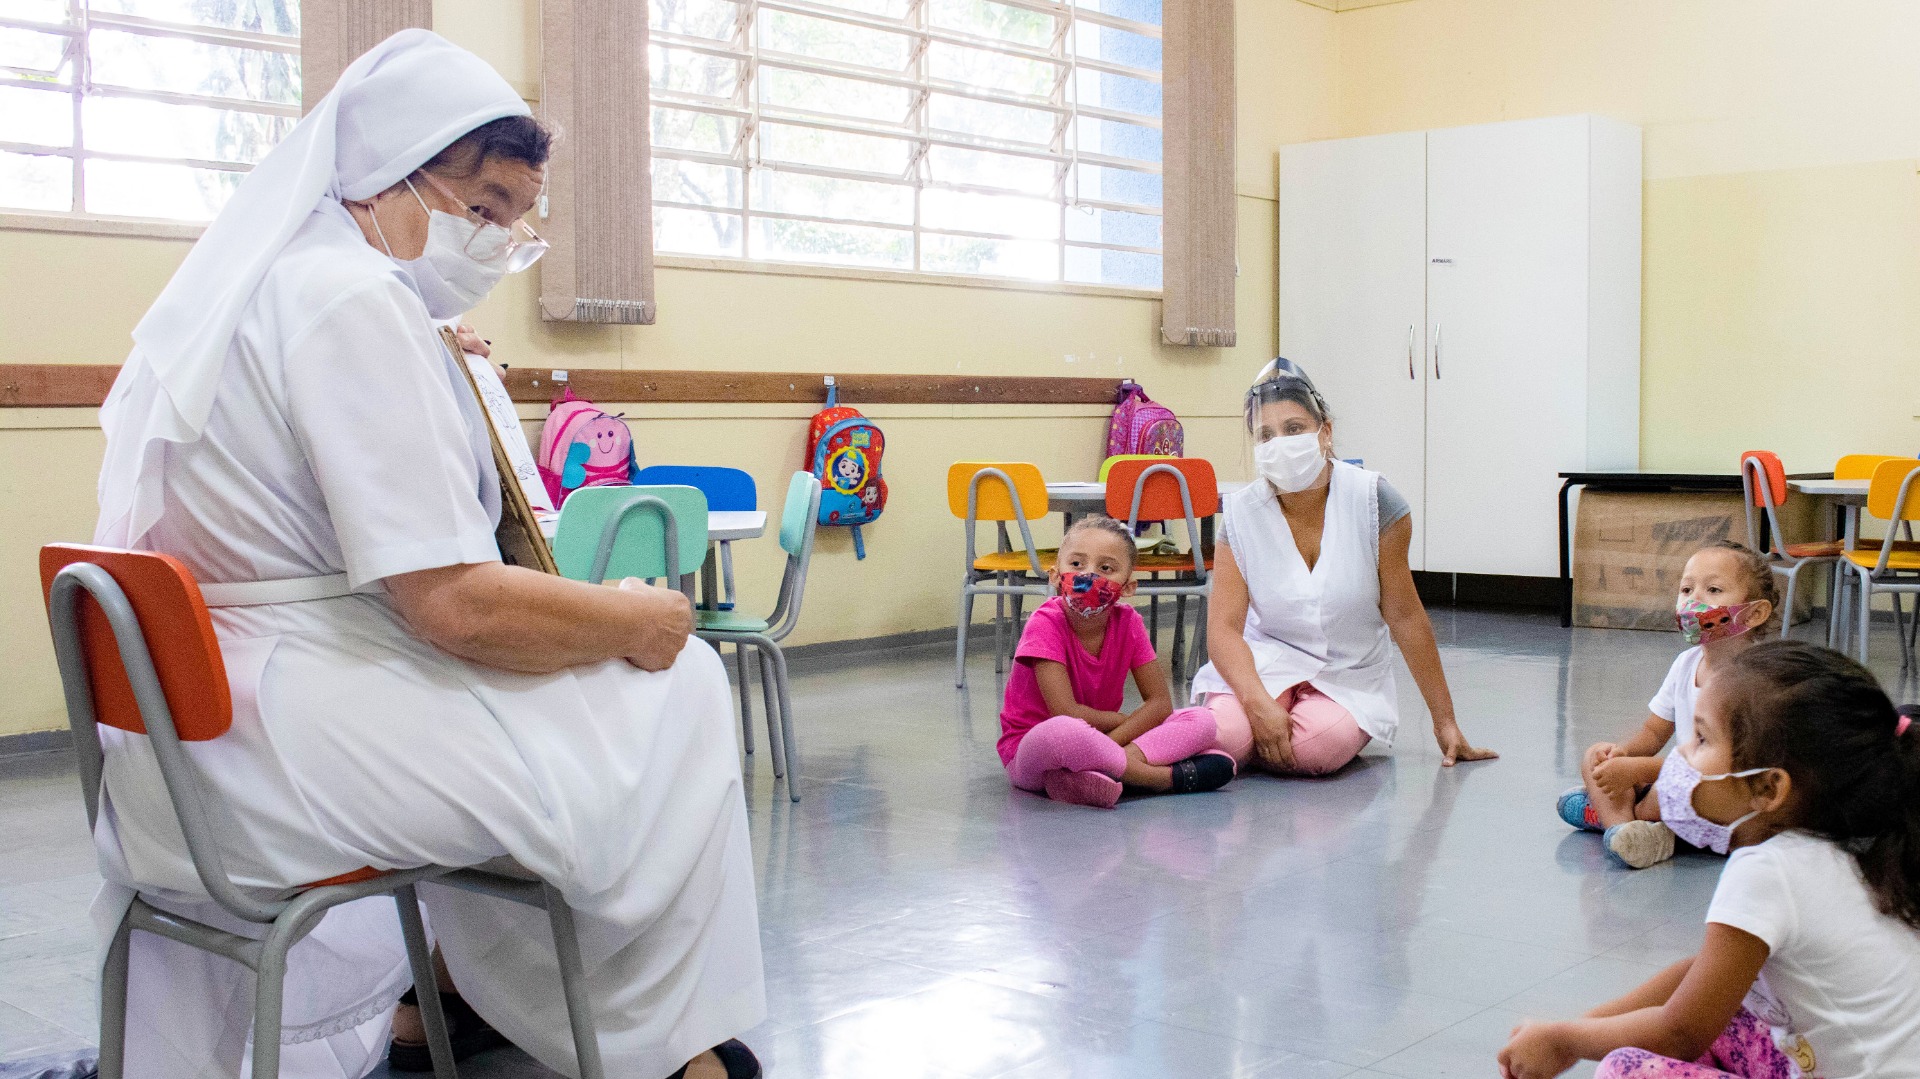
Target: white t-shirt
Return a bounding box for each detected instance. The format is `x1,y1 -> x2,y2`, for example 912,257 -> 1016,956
1648,646 -> 1705,745
1707,831 -> 1920,1079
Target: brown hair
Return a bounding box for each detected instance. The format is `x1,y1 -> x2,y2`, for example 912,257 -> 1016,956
423,114 -> 555,178
1696,540 -> 1781,639
1062,515 -> 1137,572
1719,641 -> 1920,930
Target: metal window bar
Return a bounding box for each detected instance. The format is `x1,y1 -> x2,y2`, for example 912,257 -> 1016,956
652,0 -> 1163,284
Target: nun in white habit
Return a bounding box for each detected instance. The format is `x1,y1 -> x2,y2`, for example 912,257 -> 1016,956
90,29 -> 765,1079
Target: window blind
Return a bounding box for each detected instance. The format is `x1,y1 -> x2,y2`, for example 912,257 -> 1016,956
1158,0 -> 1234,347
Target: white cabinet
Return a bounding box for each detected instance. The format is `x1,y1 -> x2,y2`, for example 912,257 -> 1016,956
1279,114 -> 1641,577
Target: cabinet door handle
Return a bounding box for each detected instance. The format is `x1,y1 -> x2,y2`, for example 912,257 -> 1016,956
1433,324 -> 1442,380
1407,325 -> 1415,380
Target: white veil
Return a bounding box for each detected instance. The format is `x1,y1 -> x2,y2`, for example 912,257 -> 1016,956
95,28 -> 531,547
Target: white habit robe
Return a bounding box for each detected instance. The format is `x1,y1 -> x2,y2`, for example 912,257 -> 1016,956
94,199 -> 766,1079
1191,461 -> 1402,745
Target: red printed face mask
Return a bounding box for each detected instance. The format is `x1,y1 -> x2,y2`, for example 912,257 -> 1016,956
1058,572 -> 1124,618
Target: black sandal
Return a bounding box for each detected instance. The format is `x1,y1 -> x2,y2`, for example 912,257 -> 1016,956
669,1039 -> 762,1079
387,987 -> 512,1072
1169,751 -> 1237,794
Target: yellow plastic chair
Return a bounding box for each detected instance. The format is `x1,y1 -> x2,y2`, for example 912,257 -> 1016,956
1842,458 -> 1920,668
1828,455 -> 1920,648
1097,454 -> 1174,483
948,461 -> 1054,687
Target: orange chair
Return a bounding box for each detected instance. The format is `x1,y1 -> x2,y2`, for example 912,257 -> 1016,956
948,462 -> 1055,687
1741,451 -> 1840,637
1840,460 -> 1920,667
40,544 -> 608,1079
1104,458 -> 1218,683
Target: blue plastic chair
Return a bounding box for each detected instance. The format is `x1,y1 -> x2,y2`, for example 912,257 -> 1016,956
632,466 -> 763,750
695,473 -> 820,802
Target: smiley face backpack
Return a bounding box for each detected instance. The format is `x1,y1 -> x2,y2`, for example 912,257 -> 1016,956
536,387 -> 641,507
806,382 -> 887,559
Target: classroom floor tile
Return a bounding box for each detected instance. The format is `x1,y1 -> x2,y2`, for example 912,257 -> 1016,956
4,608 -> 1914,1077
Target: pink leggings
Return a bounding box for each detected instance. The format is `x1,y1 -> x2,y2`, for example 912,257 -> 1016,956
1206,684 -> 1370,776
1596,1009 -> 1798,1079
1006,706 -> 1221,793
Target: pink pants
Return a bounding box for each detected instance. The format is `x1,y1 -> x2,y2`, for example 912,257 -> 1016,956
1596,1009 -> 1798,1079
1206,684 -> 1370,776
1006,706 -> 1221,794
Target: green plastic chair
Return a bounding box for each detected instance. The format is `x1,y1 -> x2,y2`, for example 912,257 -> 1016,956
696,472 -> 820,802
1098,454 -> 1175,482
552,485 -> 709,588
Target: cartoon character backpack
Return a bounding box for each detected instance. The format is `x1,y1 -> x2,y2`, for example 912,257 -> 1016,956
1106,380 -> 1184,458
806,380 -> 887,559
536,387 -> 640,507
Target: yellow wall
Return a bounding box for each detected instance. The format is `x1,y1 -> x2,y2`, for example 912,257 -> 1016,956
0,0 -> 1339,737
1322,0 -> 1920,473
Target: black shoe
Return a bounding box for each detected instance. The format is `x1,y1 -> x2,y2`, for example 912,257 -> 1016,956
669,1039 -> 762,1079
387,987 -> 512,1072
1168,751 -> 1237,794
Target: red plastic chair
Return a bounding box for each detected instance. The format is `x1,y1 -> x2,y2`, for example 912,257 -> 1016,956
39,544 -> 606,1079
1103,458 -> 1219,683
1740,451 -> 1841,638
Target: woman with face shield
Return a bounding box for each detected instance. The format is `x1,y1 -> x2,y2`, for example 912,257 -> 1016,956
90,31 -> 763,1079
1192,358 -> 1497,776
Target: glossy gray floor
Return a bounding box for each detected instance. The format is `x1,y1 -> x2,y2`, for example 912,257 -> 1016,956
6,610 -> 1911,1078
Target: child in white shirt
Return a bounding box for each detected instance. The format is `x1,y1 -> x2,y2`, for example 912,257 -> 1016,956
1559,542 -> 1779,869
1503,640 -> 1920,1079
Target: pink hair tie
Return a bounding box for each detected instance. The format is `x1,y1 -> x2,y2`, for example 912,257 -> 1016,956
1900,715 -> 1913,737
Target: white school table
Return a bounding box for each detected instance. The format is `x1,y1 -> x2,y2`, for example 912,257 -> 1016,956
539,509 -> 768,608
1787,478 -> 1869,649
1045,481 -> 1247,518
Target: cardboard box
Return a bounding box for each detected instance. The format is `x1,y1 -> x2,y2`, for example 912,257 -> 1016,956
1572,490 -> 1819,631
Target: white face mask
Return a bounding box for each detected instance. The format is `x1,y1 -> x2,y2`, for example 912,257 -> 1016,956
1255,432 -> 1329,493
366,178 -> 530,319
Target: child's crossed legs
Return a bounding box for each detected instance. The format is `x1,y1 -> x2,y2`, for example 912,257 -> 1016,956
1008,706 -> 1221,807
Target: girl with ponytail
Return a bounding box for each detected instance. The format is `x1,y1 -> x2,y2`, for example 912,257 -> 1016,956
1501,640 -> 1920,1079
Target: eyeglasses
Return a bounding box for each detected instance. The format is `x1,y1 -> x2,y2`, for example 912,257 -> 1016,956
415,170 -> 549,272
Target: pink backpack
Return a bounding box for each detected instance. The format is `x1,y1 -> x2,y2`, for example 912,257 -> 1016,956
536,388 -> 641,507
1106,381 -> 1184,459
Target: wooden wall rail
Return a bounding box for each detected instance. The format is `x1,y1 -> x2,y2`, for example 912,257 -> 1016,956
0,364 -> 1126,408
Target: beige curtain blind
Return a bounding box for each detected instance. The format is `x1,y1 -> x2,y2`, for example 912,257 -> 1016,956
1159,0 -> 1237,348
301,1 -> 432,109
539,0 -> 656,324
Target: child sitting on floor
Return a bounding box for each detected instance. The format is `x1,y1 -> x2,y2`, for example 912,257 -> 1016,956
1000,515 -> 1236,809
1500,641 -> 1920,1079
1559,541 -> 1778,869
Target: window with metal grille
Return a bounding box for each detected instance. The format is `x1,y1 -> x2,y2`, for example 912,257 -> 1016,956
0,1 -> 299,222
649,0 -> 1163,289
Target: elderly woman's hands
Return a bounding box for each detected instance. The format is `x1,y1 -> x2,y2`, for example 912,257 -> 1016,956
617,578 -> 694,671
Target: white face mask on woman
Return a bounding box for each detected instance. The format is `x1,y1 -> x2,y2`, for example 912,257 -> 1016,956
365,175 -> 544,319
1255,431 -> 1328,493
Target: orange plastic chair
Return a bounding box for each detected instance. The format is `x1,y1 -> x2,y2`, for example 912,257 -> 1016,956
1104,457 -> 1219,682
947,462 -> 1055,686
39,544 -> 608,1079
1740,451 -> 1840,636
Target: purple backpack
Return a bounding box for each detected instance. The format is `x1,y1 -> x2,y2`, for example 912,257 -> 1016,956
1106,382 -> 1184,459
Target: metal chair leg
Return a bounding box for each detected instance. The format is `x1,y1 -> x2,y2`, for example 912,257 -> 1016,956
735,644 -> 754,756
765,643 -> 801,803
758,647 -> 785,780
543,884 -> 605,1079
394,886 -> 458,1079
1009,593 -> 1027,669
251,931 -> 293,1079
994,589 -> 1007,675
955,586 -> 976,688
97,909 -> 132,1079
1779,567 -> 1798,638
1858,568 -> 1874,665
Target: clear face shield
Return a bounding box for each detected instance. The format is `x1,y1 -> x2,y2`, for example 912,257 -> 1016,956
1244,360 -> 1334,493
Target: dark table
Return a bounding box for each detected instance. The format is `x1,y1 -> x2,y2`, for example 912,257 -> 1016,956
1555,470 -> 1826,627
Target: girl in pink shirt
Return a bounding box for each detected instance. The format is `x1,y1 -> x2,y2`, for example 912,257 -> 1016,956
1001,516 -> 1237,808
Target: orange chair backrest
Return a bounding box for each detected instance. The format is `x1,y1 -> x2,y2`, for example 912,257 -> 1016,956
1104,458 -> 1220,522
1866,459 -> 1920,522
947,462 -> 1048,522
1740,451 -> 1787,509
1835,454 -> 1907,482
39,544 -> 231,741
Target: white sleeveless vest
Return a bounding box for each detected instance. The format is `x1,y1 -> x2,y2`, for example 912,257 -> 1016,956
1192,460 -> 1401,745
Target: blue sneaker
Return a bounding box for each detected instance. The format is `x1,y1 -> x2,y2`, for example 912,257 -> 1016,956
1557,786 -> 1603,833
1603,821 -> 1676,869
